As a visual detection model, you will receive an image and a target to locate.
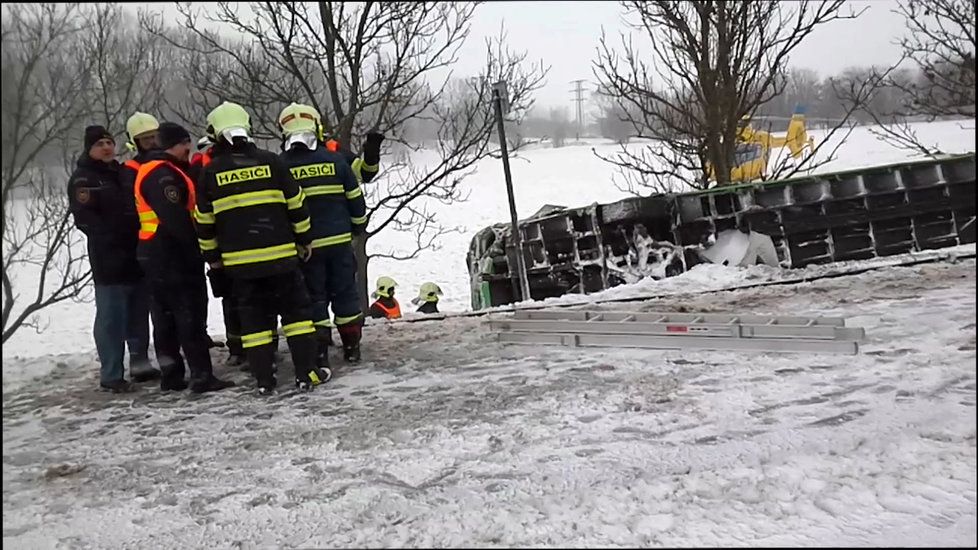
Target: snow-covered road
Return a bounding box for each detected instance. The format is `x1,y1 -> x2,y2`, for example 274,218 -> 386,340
3,259 -> 976,548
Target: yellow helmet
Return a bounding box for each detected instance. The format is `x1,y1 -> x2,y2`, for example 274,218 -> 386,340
279,103 -> 321,136
206,101 -> 251,138
126,112 -> 159,150
418,282 -> 442,302
374,276 -> 398,298
127,112 -> 159,141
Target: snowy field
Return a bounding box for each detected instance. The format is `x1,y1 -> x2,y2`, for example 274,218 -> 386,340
2,119 -> 975,360
3,257 -> 975,547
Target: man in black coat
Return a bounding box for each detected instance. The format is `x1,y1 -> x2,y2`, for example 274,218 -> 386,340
67,125 -> 160,392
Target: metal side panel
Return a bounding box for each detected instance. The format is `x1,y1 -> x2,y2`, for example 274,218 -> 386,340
488,319 -> 864,340
496,331 -> 859,354
513,309 -> 849,327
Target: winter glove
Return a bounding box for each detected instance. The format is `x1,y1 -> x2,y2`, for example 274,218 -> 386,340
362,131 -> 384,165
207,268 -> 230,298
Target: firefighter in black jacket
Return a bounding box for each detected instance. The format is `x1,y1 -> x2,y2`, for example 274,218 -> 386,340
133,122 -> 235,394
278,103 -> 368,365
195,102 -> 326,395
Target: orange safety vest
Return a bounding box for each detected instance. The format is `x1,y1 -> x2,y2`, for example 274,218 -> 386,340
371,299 -> 401,320
133,160 -> 196,241
124,159 -> 141,171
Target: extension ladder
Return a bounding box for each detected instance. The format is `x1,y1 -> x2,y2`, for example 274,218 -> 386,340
488,309 -> 865,354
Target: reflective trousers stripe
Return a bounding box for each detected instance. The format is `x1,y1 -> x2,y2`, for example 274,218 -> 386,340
310,233 -> 352,248
282,320 -> 315,337
242,330 -> 275,348
334,313 -> 363,326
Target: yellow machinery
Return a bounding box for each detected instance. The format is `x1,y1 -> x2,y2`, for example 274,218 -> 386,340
708,105 -> 816,185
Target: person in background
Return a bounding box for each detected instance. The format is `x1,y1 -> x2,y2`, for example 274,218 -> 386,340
132,122 -> 234,393
411,282 -> 443,314
67,125 -> 160,392
368,276 -> 402,320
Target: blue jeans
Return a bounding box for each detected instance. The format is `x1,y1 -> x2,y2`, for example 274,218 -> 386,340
93,283 -> 149,384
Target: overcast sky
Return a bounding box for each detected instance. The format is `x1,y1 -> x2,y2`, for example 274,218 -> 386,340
138,1 -> 908,114
457,0 -> 907,110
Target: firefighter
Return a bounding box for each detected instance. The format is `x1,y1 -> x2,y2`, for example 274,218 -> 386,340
369,276 -> 402,320
133,122 -> 234,393
194,101 -> 326,395
411,282 -> 443,314
190,132 -> 245,366
278,103 -> 367,365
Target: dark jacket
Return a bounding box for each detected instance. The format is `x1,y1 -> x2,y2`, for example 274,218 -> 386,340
417,301 -> 440,314
279,143 -> 366,248
67,155 -> 142,285
195,140 -> 312,279
134,150 -> 205,285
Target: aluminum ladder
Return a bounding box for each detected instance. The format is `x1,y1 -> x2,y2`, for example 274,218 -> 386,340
488,310 -> 865,354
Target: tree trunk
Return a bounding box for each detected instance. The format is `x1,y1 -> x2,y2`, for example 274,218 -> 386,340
353,233 -> 370,313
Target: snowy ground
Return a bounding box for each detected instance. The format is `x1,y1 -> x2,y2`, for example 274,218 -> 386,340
3,257 -> 975,548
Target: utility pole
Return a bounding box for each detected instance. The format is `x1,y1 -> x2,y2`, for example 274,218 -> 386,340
569,79 -> 587,141
491,81 -> 532,303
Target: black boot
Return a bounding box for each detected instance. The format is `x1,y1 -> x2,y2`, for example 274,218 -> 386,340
130,356 -> 161,383
160,363 -> 188,392
315,330 -> 331,370
100,379 -> 135,393
338,324 -> 362,364
256,375 -> 277,396
296,366 -> 331,391
189,374 -> 235,394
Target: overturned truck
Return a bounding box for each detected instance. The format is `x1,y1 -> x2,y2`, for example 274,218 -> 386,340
467,154 -> 976,310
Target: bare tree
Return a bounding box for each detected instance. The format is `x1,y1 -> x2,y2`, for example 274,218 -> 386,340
142,2 -> 547,307
593,0 -> 866,193
2,3 -> 172,343
2,4 -> 94,343
846,0 -> 975,155
80,4 -> 171,140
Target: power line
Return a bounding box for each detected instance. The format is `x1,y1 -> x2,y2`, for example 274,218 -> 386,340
569,79 -> 587,140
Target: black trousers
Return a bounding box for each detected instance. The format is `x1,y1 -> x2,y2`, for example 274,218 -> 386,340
149,278 -> 213,383
222,296 -> 243,356
233,270 -> 317,387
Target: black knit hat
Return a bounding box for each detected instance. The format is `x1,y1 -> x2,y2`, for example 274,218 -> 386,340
84,125 -> 114,152
158,122 -> 191,150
